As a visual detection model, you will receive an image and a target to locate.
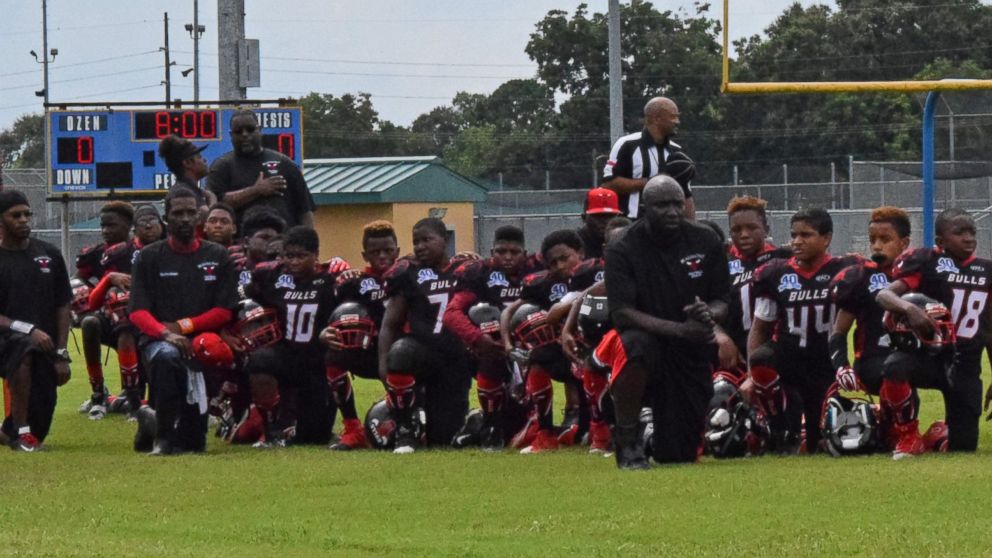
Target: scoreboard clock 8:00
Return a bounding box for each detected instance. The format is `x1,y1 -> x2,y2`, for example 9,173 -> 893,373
48,107 -> 303,195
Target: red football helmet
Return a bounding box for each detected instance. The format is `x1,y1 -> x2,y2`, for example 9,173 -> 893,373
328,302 -> 377,350
231,299 -> 283,350
70,278 -> 92,316
883,293 -> 956,353
510,303 -> 558,351
103,286 -> 131,325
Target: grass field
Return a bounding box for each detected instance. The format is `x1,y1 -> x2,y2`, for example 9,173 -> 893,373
1,335 -> 991,557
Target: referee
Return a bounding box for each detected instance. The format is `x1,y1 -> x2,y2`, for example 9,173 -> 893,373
602,97 -> 695,220
603,176 -> 728,468
128,188 -> 238,455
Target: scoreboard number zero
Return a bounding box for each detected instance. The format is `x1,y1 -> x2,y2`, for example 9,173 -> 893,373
48,107 -> 303,196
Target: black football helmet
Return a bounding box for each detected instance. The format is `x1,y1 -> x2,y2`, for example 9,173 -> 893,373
364,398 -> 425,450
577,294 -> 610,348
468,302 -> 502,339
103,286 -> 130,325
820,383 -> 879,457
231,299 -> 283,350
328,301 -> 377,350
883,293 -> 956,354
510,303 -> 557,351
704,369 -> 769,458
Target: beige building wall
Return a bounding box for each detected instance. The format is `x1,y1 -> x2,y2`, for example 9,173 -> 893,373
390,202 -> 476,256
313,202 -> 477,267
313,204 -> 393,267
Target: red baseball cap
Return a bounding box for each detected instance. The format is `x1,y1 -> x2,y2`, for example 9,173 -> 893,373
585,187 -> 621,215
192,332 -> 236,370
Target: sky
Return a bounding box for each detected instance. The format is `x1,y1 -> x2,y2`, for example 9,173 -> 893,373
0,1 -> 832,131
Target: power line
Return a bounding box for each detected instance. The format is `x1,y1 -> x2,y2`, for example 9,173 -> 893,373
0,65 -> 162,92
0,50 -> 160,78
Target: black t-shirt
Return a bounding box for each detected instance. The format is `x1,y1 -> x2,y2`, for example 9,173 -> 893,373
726,244 -> 792,355
246,262 -> 336,352
0,239 -> 72,336
605,219 -> 729,353
335,268 -> 389,326
894,247 -> 992,356
831,261 -> 893,362
128,239 -> 239,324
206,148 -> 315,228
383,258 -> 464,351
752,254 -> 863,363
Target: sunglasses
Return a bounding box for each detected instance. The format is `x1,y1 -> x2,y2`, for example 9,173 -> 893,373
232,125 -> 258,134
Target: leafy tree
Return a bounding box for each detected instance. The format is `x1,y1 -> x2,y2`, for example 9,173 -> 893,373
0,113 -> 45,169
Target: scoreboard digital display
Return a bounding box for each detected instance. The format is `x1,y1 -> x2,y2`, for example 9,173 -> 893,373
48,107 -> 303,195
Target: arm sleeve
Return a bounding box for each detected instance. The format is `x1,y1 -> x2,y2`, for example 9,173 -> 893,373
443,290 -> 482,345
87,274 -> 114,312
190,307 -> 233,333
130,309 -> 167,339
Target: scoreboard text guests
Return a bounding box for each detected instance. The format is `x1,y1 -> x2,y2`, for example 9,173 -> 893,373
48,107 -> 303,195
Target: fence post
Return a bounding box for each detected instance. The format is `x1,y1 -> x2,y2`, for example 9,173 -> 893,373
848,155 -> 855,209
830,162 -> 836,209
733,165 -> 738,186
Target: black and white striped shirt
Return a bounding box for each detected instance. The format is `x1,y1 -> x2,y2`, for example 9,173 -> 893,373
602,129 -> 690,218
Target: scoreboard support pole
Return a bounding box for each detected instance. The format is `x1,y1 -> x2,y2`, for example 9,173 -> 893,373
60,198 -> 69,259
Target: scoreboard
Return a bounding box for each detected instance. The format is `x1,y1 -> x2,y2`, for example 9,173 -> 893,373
47,107 -> 303,196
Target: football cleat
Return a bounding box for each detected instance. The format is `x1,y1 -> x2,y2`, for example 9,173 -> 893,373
451,409 -> 484,449
614,424 -> 649,470
509,413 -> 539,449
10,433 -> 41,452
79,387 -> 110,414
588,420 -> 612,454
556,406 -> 581,446
892,421 -> 925,460
520,429 -> 559,454
393,424 -> 418,454
480,425 -> 505,452
107,391 -> 131,414
88,403 -> 108,421
330,419 -> 371,451
922,420 -> 949,453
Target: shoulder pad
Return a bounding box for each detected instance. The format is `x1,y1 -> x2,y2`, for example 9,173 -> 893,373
522,270 -> 550,289
454,258 -> 485,280
254,260 -> 280,272
385,258 -> 413,280
894,247 -> 933,276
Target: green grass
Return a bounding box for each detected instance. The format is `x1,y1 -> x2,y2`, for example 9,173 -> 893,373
1,334 -> 991,557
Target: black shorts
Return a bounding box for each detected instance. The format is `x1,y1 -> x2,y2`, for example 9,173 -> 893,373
0,331 -> 41,379
528,344 -> 577,385
760,343 -> 834,451
81,312 -> 137,347
326,345 -> 379,380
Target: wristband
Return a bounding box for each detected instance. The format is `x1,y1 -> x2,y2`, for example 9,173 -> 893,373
178,318 -> 195,335
10,321 -> 35,335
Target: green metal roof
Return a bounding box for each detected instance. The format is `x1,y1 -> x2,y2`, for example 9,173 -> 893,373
303,156 -> 488,205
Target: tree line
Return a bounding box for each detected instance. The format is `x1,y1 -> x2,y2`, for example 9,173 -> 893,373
4,0 -> 992,188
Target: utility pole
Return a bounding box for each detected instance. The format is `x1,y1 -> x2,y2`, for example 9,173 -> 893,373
162,12 -> 172,104
186,0 -> 205,103
33,0 -> 66,256
217,0 -> 246,101
607,0 -> 623,143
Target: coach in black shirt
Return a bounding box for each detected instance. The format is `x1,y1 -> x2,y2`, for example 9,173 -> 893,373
129,188 -> 238,454
0,190 -> 72,451
602,96 -> 695,220
207,110 -> 315,229
605,176 -> 729,469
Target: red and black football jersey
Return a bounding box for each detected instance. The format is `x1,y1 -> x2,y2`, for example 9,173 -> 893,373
452,258 -> 539,308
246,262 -> 337,351
893,247 -> 992,355
726,244 -> 791,355
100,238 -> 142,275
75,242 -> 107,284
335,267 -> 388,326
753,254 -> 863,359
384,258 -> 464,348
568,258 -> 605,293
831,261 -> 894,361
520,270 -> 570,310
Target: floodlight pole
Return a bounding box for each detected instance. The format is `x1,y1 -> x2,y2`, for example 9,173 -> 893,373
923,91 -> 939,247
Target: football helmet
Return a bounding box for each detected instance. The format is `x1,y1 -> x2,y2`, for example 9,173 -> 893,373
820,383 -> 879,457
364,399 -> 425,450
704,369 -> 769,458
328,302 -> 377,350
577,295 -> 610,348
883,293 -> 956,354
231,299 -> 283,350
70,278 -> 92,323
103,286 -> 130,325
468,302 -> 502,339
510,303 -> 557,351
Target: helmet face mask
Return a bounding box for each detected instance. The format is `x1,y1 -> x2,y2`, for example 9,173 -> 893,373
883,293 -> 956,354
233,300 -> 283,350
330,302 -> 377,351
103,286 -> 131,325
820,386 -> 879,457
704,369 -> 768,458
510,304 -> 558,351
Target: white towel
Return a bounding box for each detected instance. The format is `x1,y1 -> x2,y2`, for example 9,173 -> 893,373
186,370 -> 208,414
